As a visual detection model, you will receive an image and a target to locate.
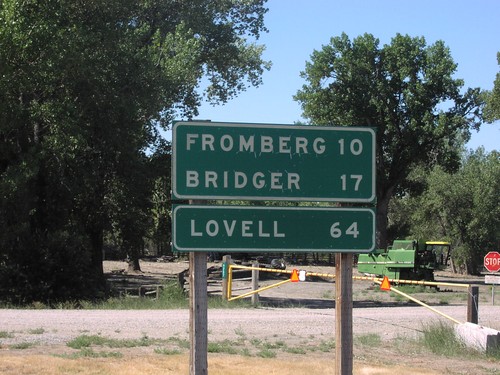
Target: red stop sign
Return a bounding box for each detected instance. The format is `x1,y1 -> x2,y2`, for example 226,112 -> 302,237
484,251 -> 500,273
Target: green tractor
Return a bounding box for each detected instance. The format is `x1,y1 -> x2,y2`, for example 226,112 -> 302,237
357,239 -> 451,281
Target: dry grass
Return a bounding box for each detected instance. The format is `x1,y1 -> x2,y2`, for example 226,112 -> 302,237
0,354 -> 440,375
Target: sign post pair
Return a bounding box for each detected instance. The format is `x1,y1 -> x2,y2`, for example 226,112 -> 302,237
172,121 -> 377,375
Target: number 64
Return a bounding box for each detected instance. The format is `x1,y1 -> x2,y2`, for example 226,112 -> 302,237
330,222 -> 359,238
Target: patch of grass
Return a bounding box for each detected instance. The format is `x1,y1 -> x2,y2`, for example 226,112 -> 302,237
67,334 -> 163,350
317,339 -> 335,352
392,293 -> 406,302
233,327 -> 248,345
207,295 -> 252,309
388,321 -> 500,365
154,347 -> 183,355
322,290 -> 333,299
356,333 -> 382,346
234,326 -> 246,338
27,328 -> 45,335
420,323 -> 500,373
285,346 -> 307,354
250,338 -> 262,347
4,284 -> 254,310
256,348 -> 276,358
487,345 -> 500,360
60,348 -> 123,359
240,348 -> 252,357
156,282 -> 190,308
0,331 -> 14,339
29,301 -> 48,309
207,340 -> 240,354
81,296 -> 142,310
437,296 -> 451,305
53,301 -> 83,309
168,336 -> 190,349
11,342 -> 34,349
83,282 -> 189,310
67,335 -> 108,349
420,321 -> 469,357
261,340 -> 286,350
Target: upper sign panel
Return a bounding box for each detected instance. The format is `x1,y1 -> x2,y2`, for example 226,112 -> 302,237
172,121 -> 375,202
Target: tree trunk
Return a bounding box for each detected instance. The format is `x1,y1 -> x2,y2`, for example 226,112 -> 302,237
376,189 -> 393,250
89,227 -> 105,284
127,248 -> 142,273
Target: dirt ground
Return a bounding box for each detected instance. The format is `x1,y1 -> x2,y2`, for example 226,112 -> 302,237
0,259 -> 499,375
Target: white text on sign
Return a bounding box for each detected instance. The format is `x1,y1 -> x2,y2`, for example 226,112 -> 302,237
190,219 -> 285,238
186,171 -> 301,190
183,133 -> 365,193
186,133 -> 326,155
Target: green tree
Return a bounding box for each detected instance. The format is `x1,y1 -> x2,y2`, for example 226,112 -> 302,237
147,141 -> 172,258
295,33 -> 483,248
0,0 -> 270,302
407,149 -> 500,274
484,52 -> 500,121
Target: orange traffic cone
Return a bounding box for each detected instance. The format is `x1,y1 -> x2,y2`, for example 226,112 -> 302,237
380,276 -> 391,291
290,269 -> 299,282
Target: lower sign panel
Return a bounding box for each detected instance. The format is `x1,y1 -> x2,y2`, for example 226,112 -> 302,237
172,205 -> 375,253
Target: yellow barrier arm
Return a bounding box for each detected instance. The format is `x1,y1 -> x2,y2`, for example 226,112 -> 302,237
374,279 -> 463,325
228,279 -> 292,302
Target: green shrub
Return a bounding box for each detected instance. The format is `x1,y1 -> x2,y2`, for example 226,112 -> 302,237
356,333 -> 382,346
207,340 -> 240,354
0,331 -> 13,339
154,347 -> 183,355
420,321 -> 467,356
67,334 -> 160,349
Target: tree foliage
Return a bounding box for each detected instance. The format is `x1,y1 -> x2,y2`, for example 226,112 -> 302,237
484,52 -> 500,122
295,33 -> 484,248
403,149 -> 500,274
0,0 -> 269,303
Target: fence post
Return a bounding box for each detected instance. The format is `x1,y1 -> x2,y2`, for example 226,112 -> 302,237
252,262 -> 259,306
467,285 -> 479,324
222,255 -> 231,300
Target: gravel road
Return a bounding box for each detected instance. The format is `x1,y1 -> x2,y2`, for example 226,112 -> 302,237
1,305 -> 499,349
2,262 -> 498,374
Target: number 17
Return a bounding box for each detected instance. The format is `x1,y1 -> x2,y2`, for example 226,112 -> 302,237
340,174 -> 363,191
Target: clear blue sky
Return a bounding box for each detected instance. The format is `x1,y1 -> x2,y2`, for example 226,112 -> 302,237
193,0 -> 499,151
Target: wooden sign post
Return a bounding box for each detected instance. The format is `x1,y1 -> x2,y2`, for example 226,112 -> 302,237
188,198 -> 208,375
189,251 -> 208,375
335,253 -> 353,375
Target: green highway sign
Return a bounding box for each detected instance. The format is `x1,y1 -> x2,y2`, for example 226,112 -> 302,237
172,205 -> 376,253
172,121 -> 375,202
